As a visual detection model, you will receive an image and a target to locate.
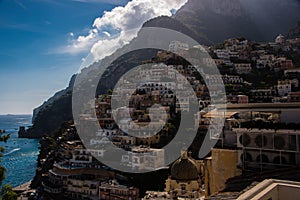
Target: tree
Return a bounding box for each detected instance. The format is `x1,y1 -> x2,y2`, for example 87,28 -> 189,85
107,89 -> 113,95
0,135 -> 9,185
0,135 -> 10,143
0,162 -> 5,185
1,185 -> 17,200
0,134 -> 17,200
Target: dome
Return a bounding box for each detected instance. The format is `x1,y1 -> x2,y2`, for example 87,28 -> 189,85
170,152 -> 199,181
276,34 -> 285,39
275,34 -> 285,43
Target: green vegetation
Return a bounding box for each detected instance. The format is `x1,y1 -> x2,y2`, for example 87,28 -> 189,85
0,133 -> 17,200
0,185 -> 17,200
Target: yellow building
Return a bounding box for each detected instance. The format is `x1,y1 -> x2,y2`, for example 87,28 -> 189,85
204,148 -> 242,197
165,152 -> 202,199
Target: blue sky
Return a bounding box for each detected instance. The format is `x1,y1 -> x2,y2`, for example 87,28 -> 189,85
0,0 -> 127,114
0,0 -> 187,114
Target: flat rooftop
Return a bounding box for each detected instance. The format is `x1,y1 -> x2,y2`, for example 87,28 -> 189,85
238,179 -> 300,200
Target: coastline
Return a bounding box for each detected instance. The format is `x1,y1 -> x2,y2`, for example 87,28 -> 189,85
13,180 -> 32,193
13,180 -> 37,199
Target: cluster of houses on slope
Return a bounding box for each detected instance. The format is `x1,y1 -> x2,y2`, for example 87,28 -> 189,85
40,35 -> 300,199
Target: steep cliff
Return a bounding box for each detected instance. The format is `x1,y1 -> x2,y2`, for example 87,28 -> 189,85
26,49 -> 159,138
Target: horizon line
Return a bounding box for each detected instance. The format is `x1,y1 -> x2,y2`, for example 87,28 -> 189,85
0,113 -> 32,116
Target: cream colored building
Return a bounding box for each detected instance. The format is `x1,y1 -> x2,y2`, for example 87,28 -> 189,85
67,179 -> 99,200
238,179 -> 300,200
99,180 -> 139,200
204,148 -> 242,197
165,152 -> 203,199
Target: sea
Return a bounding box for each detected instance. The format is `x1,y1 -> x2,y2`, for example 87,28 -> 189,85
0,115 -> 39,187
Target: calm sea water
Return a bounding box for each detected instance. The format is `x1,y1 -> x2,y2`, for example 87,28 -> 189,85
0,115 -> 39,187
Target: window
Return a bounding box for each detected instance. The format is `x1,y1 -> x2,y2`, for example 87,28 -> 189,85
181,184 -> 186,191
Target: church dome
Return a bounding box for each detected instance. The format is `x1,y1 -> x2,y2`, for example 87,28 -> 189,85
275,34 -> 285,43
170,152 -> 199,181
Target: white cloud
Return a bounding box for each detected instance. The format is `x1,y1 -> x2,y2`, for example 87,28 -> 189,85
91,28 -> 138,59
102,31 -> 111,37
92,0 -> 186,31
54,29 -> 99,54
63,0 -> 188,60
71,0 -> 129,5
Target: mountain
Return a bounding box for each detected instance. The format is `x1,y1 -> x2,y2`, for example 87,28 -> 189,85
288,21 -> 300,39
31,75 -> 76,124
26,49 -> 159,138
174,0 -> 300,44
25,76 -> 75,138
143,15 -> 209,44
26,0 -> 300,138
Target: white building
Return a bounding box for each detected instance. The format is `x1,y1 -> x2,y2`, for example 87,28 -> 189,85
275,34 -> 285,44
169,41 -> 189,57
277,80 -> 292,97
70,149 -> 93,164
205,74 -> 223,86
121,147 -> 165,171
90,129 -> 117,145
214,49 -> 230,60
222,75 -> 244,84
175,93 -> 190,113
256,54 -> 275,69
234,63 -> 252,74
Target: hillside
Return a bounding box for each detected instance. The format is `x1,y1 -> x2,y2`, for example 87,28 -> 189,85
288,21 -> 300,39
175,0 -> 300,43
26,0 -> 300,138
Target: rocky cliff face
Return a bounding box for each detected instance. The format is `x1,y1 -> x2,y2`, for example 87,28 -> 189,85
143,16 -> 209,44
31,74 -> 76,124
175,0 -> 300,43
25,75 -> 75,138
180,0 -> 243,17
32,89 -> 67,124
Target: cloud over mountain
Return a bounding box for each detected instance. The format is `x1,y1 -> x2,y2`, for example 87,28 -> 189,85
62,0 -> 187,60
